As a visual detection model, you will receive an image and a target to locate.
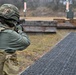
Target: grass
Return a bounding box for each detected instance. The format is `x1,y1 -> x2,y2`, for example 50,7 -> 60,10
17,29 -> 76,72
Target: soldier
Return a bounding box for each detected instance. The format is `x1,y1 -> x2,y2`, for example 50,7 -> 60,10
0,4 -> 30,75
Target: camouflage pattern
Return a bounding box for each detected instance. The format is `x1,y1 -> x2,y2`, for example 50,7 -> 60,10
0,50 -> 6,75
0,50 -> 19,75
0,4 -> 30,75
3,52 -> 19,75
0,25 -> 30,75
0,4 -> 19,22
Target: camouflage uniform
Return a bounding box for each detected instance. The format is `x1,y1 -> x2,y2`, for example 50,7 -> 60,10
0,4 -> 30,75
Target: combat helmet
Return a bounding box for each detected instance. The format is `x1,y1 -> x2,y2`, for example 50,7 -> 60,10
0,4 -> 20,22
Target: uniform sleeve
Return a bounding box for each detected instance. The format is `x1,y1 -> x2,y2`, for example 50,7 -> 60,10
8,30 -> 30,51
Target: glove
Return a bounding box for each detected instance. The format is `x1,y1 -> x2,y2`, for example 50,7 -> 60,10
14,25 -> 24,33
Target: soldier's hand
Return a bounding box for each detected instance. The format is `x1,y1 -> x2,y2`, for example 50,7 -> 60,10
14,25 -> 24,33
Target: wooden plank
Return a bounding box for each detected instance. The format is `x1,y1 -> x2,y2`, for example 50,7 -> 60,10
23,21 -> 57,32
23,26 -> 56,32
57,21 -> 76,29
53,19 -> 65,23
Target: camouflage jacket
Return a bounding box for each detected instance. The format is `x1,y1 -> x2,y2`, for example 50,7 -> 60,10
0,23 -> 30,53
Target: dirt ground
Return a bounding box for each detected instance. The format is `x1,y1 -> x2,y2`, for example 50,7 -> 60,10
20,17 -> 68,21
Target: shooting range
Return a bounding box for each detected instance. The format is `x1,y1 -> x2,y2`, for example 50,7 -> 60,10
0,0 -> 76,75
